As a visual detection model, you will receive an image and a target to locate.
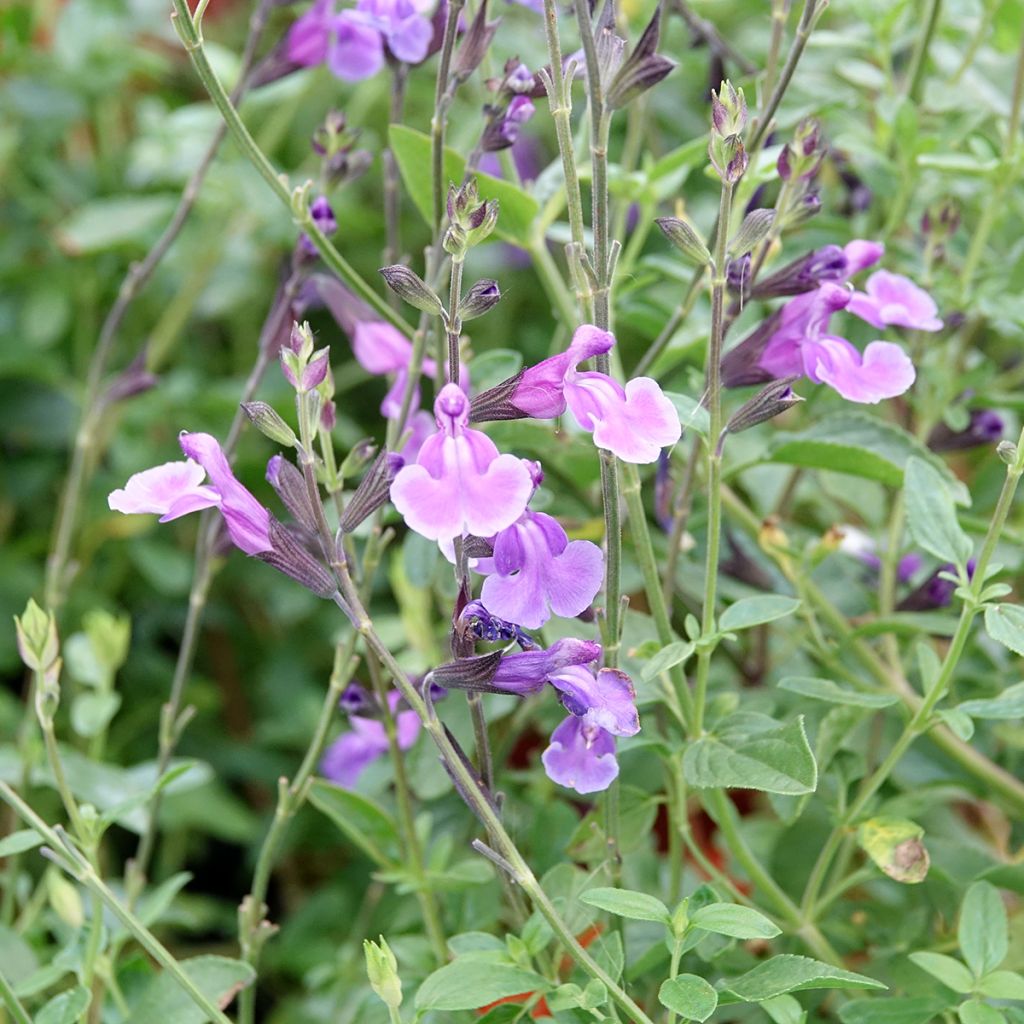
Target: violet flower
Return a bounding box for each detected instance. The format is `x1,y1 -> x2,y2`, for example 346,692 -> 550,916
928,409 -> 1005,452
847,271 -> 944,332
390,384 -> 534,542
898,560 -> 975,612
321,691 -> 420,788
479,510 -> 603,629
471,324 -> 681,463
287,0 -> 433,82
299,195 -> 338,257
542,717 -> 620,794
351,320 -> 437,420
107,460 -> 220,522
487,637 -> 602,695
548,665 -> 640,736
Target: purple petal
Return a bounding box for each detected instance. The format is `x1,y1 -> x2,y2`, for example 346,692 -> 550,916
327,14 -> 385,81
287,0 -> 333,65
108,459 -> 220,520
848,271 -> 943,332
352,321 -> 414,375
549,665 -> 640,736
806,337 -> 916,404
320,721 -> 388,788
542,716 -> 619,794
178,432 -> 272,554
491,637 -> 602,694
842,239 -> 884,277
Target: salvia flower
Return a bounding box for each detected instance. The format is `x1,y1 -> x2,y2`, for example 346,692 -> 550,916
479,510 -> 603,628
471,325 -> 681,463
542,717 -> 620,794
390,384 -> 534,542
351,320 -> 437,419
482,95 -> 536,152
299,195 -> 338,257
847,270 -> 944,332
321,691 -> 420,788
928,409 -> 1005,452
436,637 -> 602,695
898,560 -> 975,612
548,665 -> 640,736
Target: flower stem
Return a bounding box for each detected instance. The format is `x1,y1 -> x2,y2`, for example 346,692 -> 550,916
0,964 -> 31,1024
383,63 -> 409,273
691,180 -> 734,738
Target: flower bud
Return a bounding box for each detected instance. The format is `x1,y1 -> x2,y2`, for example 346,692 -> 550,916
729,208 -> 776,256
364,937 -> 402,1009
656,216 -> 711,267
266,455 -> 320,534
378,265 -> 444,316
459,279 -> 501,320
710,80 -> 747,137
15,599 -> 59,673
451,0 -> 499,82
723,376 -> 803,438
256,519 -> 337,599
751,245 -> 847,299
339,450 -> 404,533
607,6 -> 675,110
430,650 -> 504,690
242,402 -> 298,448
997,440 -> 1018,465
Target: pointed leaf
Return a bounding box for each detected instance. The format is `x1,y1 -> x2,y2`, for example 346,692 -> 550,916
720,595 -> 801,632
416,960 -> 549,1011
904,457 -> 972,567
779,677 -> 898,709
580,887 -> 671,924
724,955 -> 887,1002
959,881 -> 1007,976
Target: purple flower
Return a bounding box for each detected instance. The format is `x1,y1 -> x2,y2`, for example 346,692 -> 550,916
928,409 -> 1005,452
898,560 -> 975,612
489,637 -> 603,695
549,665 -> 640,736
178,433 -> 273,554
299,195 -> 338,257
356,0 -> 433,62
750,283 -> 916,405
542,717 -> 620,794
847,271 -> 943,332
479,510 -> 603,628
472,325 -> 681,463
352,321 -> 437,420
107,460 -> 220,522
321,691 -> 420,788
484,95 -> 536,151
390,384 -> 534,541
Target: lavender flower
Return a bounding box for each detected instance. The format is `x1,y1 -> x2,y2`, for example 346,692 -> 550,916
321,691 -> 420,788
299,195 -> 338,257
542,717 -> 620,794
482,95 -> 536,152
390,384 -> 534,542
351,321 -> 436,419
548,665 -> 640,736
847,271 -> 944,332
477,511 -> 602,629
470,325 -> 681,463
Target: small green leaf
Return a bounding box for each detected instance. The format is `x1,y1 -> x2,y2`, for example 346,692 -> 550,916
0,829 -> 43,858
778,677 -> 898,709
684,718 -> 817,795
57,195 -> 178,254
724,955 -> 886,1002
389,125 -> 539,247
36,987 -> 91,1024
689,902 -> 781,939
839,997 -> 950,1024
957,681 -> 1024,719
984,605 -> 1024,658
308,779 -> 401,866
977,970 -> 1024,999
762,994 -> 806,1024
720,595 -> 801,632
416,960 -> 549,1011
658,975 -> 718,1021
959,881 -> 1007,976
904,458 -> 973,567
124,956 -> 255,1024
641,641 -> 695,681
70,692 -> 121,738
857,818 -> 930,884
580,887 -> 671,924
908,952 -> 975,993
958,1000 -> 1006,1024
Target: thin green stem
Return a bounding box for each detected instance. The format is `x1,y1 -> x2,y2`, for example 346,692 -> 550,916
430,0 -> 464,234
904,0 -> 943,103
383,63 -> 409,272
0,963 -> 31,1024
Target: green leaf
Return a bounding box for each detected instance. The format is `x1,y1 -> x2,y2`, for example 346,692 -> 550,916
904,457 -> 972,567
720,595 -> 801,632
658,975 -> 718,1021
70,692 -> 121,738
415,959 -> 549,1011
0,829 -> 43,857
778,677 -> 898,709
124,956 -> 255,1024
984,605 -> 1024,658
684,717 -> 818,795
959,1000 -> 1006,1024
724,955 -> 887,1002
666,392 -> 709,437
57,195 -> 178,253
762,994 -> 807,1024
641,641 -> 695,681
908,952 -> 975,993
389,125 -> 539,247
857,817 -> 930,884
579,887 -> 671,924
689,902 -> 781,939
977,970 -> 1024,999
308,779 -> 401,866
768,413 -> 968,499
959,881 -> 1007,976
839,997 -> 950,1024
36,986 -> 90,1024
957,681 -> 1024,719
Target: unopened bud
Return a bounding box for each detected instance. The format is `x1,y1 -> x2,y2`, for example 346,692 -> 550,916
997,440 -> 1018,465
430,650 -> 504,690
379,265 -> 444,316
242,402 -> 298,448
720,376 -> 802,453
459,279 -> 501,320
266,455 -> 320,534
729,209 -> 776,256
339,450 -> 404,533
656,216 -> 711,267
15,599 -> 59,673
364,937 -> 403,1009
710,80 -> 747,137
257,519 -> 337,599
